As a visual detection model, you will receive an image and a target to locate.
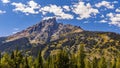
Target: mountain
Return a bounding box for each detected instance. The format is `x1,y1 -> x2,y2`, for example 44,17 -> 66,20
0,18 -> 120,58
0,18 -> 83,52
7,17 -> 83,44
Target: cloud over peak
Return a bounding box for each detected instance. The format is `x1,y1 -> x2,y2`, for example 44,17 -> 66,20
72,2 -> 99,20
40,5 -> 73,19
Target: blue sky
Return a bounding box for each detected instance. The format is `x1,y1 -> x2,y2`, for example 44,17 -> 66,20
0,0 -> 120,37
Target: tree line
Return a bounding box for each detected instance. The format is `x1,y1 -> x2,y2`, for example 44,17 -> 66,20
0,44 -> 120,68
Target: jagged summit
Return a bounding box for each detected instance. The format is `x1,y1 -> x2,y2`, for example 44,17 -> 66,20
42,17 -> 57,22
6,17 -> 83,44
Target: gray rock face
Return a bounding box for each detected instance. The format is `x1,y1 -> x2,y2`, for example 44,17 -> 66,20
6,18 -> 83,44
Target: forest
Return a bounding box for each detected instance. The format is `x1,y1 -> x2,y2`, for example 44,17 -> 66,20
0,44 -> 120,68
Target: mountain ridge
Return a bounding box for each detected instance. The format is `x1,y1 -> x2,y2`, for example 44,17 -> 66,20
6,18 -> 83,44
0,17 -> 120,58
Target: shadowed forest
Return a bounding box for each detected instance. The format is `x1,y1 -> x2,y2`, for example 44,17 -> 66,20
0,44 -> 120,68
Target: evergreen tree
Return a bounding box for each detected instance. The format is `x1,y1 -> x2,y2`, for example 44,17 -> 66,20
92,57 -> 98,68
55,50 -> 69,68
35,50 -> 43,68
12,49 -> 23,68
77,44 -> 86,68
47,55 -> 55,68
116,57 -> 120,68
24,56 -> 29,68
98,57 -> 107,68
113,58 -> 116,68
11,51 -> 14,59
84,58 -> 91,68
27,56 -> 34,68
1,53 -> 11,68
69,54 -> 77,68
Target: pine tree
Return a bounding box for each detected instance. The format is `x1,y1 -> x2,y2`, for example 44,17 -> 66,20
1,53 -> 11,68
27,56 -> 34,68
77,44 -> 86,68
84,58 -> 91,68
116,57 -> 120,68
113,58 -> 116,68
12,49 -> 23,68
98,57 -> 107,68
69,53 -> 77,68
55,50 -> 69,68
35,50 -> 43,68
92,57 -> 98,68
24,56 -> 29,68
11,51 -> 14,59
47,55 -> 55,68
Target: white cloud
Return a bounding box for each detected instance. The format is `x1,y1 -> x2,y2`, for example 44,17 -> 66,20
107,13 -> 120,27
28,0 -> 40,9
11,1 -> 73,19
40,5 -> 73,19
1,0 -> 10,4
100,20 -> 107,23
116,8 -> 120,12
63,5 -> 71,11
42,16 -> 55,20
72,2 -> 99,20
11,1 -> 40,15
95,1 -> 114,9
0,10 -> 6,14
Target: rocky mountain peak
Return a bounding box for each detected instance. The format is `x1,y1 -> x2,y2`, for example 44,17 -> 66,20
41,17 -> 57,24
6,17 -> 83,44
